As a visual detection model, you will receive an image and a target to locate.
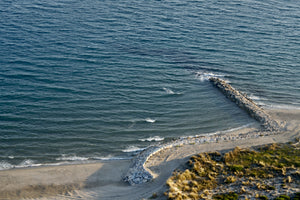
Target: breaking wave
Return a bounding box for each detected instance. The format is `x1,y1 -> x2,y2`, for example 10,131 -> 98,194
163,87 -> 175,94
122,146 -> 147,153
163,87 -> 181,95
145,118 -> 156,123
0,161 -> 13,170
56,155 -> 89,161
0,159 -> 44,170
139,136 -> 164,142
195,72 -> 225,82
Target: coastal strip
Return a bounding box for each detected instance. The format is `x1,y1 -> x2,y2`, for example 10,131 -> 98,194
123,128 -> 279,185
209,77 -> 283,131
124,77 -> 285,185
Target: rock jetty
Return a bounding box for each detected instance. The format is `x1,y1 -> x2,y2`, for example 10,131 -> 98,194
123,128 -> 277,185
123,146 -> 159,185
123,77 -> 284,185
209,77 -> 282,131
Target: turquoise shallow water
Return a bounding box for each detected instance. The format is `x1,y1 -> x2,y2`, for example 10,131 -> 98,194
0,0 -> 299,169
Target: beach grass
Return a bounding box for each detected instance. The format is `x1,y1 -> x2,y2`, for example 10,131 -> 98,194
165,140 -> 300,200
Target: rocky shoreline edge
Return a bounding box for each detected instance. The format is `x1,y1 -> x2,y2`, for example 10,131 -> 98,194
123,78 -> 285,185
123,128 -> 282,185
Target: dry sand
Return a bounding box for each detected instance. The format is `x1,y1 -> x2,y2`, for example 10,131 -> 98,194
1,108 -> 299,200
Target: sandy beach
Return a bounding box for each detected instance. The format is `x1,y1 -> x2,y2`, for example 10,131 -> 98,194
1,108 -> 299,200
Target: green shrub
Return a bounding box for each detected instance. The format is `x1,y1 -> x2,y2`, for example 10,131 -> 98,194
229,164 -> 244,172
274,195 -> 290,200
258,195 -> 268,200
165,142 -> 300,200
293,192 -> 300,200
213,192 -> 238,200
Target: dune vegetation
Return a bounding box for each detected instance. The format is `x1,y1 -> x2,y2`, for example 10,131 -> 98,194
165,139 -> 300,200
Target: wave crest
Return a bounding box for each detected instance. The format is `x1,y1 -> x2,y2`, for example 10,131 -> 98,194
122,146 -> 146,153
145,118 -> 156,123
56,155 -> 89,161
139,136 -> 164,142
195,72 -> 224,82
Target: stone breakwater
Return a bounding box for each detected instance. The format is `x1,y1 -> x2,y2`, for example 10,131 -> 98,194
209,77 -> 283,131
123,146 -> 160,185
123,129 -> 279,185
123,77 -> 284,185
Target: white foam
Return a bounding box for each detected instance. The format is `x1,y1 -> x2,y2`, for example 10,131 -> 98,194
195,72 -> 224,82
266,104 -> 300,110
163,87 -> 175,94
122,146 -> 146,153
187,123 -> 255,139
248,94 -> 268,104
92,156 -> 129,161
56,155 -> 89,161
0,160 -> 49,170
221,123 -> 255,133
145,118 -> 156,123
19,159 -> 35,167
139,136 -> 164,142
0,161 -> 13,170
13,159 -> 44,169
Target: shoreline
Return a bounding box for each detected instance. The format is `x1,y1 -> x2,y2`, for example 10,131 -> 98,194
0,108 -> 299,199
124,77 -> 287,185
1,78 -> 299,199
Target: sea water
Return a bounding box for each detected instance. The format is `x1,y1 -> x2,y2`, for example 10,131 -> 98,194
0,0 -> 299,169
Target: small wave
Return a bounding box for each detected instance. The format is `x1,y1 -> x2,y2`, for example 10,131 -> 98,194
0,160 -> 46,170
92,156 -> 129,161
195,72 -> 224,82
0,161 -> 13,170
248,94 -> 268,107
145,118 -> 156,123
187,123 -> 256,139
248,94 -> 268,101
221,123 -> 256,134
139,136 -> 164,142
18,159 -> 38,167
56,155 -> 89,161
163,87 -> 175,94
122,146 -> 146,153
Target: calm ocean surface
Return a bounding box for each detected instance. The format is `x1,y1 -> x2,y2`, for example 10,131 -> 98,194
0,0 -> 299,169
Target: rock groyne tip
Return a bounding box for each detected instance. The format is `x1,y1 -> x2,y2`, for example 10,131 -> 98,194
209,77 -> 283,131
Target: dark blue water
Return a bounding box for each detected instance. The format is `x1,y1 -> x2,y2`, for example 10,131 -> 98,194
1,0 -> 299,169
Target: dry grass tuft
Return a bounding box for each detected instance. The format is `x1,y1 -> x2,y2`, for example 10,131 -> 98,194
165,142 -> 300,200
